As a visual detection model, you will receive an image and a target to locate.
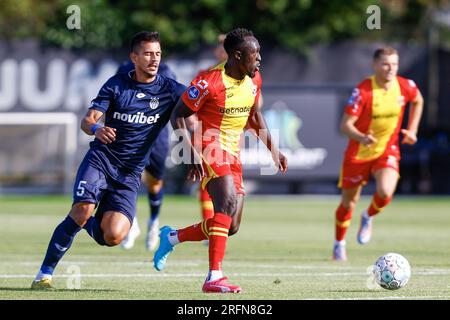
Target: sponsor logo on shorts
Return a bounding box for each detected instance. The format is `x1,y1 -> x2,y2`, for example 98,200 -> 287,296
387,155 -> 398,167
344,174 -> 364,184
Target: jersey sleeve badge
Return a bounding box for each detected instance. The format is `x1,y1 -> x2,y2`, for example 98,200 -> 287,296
187,86 -> 200,99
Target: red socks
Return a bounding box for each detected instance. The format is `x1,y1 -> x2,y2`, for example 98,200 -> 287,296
335,203 -> 353,241
368,192 -> 392,217
177,219 -> 210,242
208,213 -> 232,271
176,212 -> 232,272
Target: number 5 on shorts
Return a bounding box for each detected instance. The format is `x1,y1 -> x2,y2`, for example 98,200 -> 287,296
76,180 -> 87,196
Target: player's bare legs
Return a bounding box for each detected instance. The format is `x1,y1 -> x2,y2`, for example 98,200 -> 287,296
229,194 -> 244,236
101,211 -> 132,246
69,202 -> 96,227
357,167 -> 398,245
69,203 -> 130,246
373,167 -> 399,199
333,186 -> 362,261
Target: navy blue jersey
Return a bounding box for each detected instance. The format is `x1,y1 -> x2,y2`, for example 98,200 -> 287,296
89,71 -> 185,172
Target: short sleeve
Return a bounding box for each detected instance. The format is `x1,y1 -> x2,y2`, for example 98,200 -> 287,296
90,77 -> 116,113
405,79 -> 418,102
181,74 -> 213,112
252,71 -> 262,107
344,87 -> 365,117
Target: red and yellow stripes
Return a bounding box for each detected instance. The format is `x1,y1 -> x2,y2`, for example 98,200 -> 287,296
200,219 -> 210,238
208,226 -> 229,238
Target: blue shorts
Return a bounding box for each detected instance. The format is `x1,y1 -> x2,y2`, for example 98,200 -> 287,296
144,126 -> 169,180
72,149 -> 141,224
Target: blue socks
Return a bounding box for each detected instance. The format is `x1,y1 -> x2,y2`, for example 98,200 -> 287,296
39,215 -> 81,276
149,189 -> 164,222
83,216 -> 106,246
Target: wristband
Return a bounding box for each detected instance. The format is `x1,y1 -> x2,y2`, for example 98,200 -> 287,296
91,123 -> 101,134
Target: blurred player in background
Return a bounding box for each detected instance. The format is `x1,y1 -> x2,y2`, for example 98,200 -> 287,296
31,31 -> 186,289
333,47 -> 424,261
116,60 -> 178,251
153,28 -> 287,293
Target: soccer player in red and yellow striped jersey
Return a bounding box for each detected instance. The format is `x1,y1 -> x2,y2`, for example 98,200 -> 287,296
333,47 -> 424,261
153,28 -> 288,293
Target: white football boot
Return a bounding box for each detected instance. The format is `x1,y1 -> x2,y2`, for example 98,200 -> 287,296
146,218 -> 159,251
121,217 -> 141,250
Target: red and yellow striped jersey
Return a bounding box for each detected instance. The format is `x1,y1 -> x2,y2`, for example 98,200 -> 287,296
344,75 -> 418,162
182,62 -> 262,156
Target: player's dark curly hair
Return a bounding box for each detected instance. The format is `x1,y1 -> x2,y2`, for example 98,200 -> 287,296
130,31 -> 160,53
223,28 -> 254,56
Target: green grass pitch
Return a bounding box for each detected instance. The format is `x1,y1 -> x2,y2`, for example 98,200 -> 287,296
0,195 -> 449,300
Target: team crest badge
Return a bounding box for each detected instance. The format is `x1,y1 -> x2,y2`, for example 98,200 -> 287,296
149,97 -> 159,109
397,96 -> 405,107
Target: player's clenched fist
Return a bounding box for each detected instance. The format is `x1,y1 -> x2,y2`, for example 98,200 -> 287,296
400,129 -> 417,145
95,126 -> 117,144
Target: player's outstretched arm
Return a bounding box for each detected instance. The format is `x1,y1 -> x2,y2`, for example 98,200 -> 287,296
401,90 -> 424,145
81,109 -> 116,144
246,109 -> 287,173
340,113 -> 377,147
170,99 -> 205,181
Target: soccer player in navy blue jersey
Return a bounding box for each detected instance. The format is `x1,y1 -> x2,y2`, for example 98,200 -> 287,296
31,31 -> 186,289
116,60 -> 177,251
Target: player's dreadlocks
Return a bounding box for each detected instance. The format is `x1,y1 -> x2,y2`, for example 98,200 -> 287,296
223,28 -> 254,56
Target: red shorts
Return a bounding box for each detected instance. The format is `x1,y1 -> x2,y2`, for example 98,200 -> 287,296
200,148 -> 245,195
338,153 -> 400,189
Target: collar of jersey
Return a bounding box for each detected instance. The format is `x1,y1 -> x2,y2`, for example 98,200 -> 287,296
222,69 -> 246,85
128,70 -> 160,87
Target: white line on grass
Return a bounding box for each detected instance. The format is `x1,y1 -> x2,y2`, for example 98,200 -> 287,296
2,260 -> 450,275
1,270 -> 450,279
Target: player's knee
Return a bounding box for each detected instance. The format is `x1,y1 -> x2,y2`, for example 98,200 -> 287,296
103,231 -> 124,247
377,188 -> 393,199
148,181 -> 163,194
342,199 -> 357,211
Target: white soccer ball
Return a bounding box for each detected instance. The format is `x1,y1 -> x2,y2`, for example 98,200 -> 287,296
372,253 -> 411,290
